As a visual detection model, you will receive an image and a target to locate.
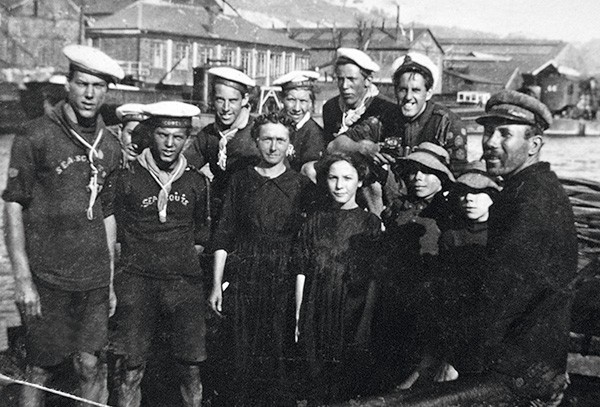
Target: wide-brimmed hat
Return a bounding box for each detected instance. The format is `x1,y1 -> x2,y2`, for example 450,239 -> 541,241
401,142 -> 455,182
456,160 -> 501,191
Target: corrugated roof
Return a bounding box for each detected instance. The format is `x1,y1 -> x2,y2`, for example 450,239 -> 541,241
444,69 -> 503,85
88,1 -> 307,49
82,0 -> 136,16
441,38 -> 572,88
278,27 -> 434,51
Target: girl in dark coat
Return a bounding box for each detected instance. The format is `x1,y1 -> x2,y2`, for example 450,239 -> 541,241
208,113 -> 312,406
294,152 -> 382,405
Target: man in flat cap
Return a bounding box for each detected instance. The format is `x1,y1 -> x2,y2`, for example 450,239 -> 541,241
184,66 -> 260,222
362,90 -> 577,406
273,70 -> 325,180
323,47 -> 401,215
111,101 -> 206,407
391,52 -> 467,175
473,90 -> 577,403
3,44 -> 124,406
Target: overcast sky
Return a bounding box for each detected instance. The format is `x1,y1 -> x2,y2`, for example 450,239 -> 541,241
388,0 -> 600,43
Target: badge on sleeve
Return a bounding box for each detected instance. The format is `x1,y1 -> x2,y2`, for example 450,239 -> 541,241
8,167 -> 18,178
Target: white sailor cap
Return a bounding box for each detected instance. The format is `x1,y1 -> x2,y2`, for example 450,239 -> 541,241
116,103 -> 147,123
273,70 -> 320,91
208,67 -> 255,94
63,44 -> 125,83
142,101 -> 200,128
392,52 -> 439,88
336,48 -> 380,73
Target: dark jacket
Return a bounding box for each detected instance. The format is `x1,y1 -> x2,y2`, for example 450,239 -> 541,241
322,95 -> 400,145
480,162 -> 578,399
398,101 -> 468,173
184,116 -> 260,201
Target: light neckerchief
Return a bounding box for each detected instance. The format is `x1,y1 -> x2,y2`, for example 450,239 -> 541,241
337,84 -> 380,135
137,148 -> 187,223
295,111 -> 311,130
67,127 -> 104,220
217,107 -> 250,171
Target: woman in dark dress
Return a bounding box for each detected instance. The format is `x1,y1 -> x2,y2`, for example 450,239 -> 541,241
294,152 -> 382,405
207,113 -> 312,406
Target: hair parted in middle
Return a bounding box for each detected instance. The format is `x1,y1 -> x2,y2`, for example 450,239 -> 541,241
315,152 -> 370,187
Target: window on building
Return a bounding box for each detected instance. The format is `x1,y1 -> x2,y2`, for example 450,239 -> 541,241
270,53 -> 283,77
241,50 -> 252,74
257,51 -> 266,77
221,47 -> 235,65
296,56 -> 309,70
174,43 -> 190,71
284,53 -> 293,73
199,46 -> 213,65
150,41 -> 165,69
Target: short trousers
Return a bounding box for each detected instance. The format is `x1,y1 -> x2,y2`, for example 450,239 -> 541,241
23,278 -> 109,367
111,272 -> 207,368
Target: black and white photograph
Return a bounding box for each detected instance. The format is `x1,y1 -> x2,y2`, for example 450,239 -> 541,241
0,0 -> 599,405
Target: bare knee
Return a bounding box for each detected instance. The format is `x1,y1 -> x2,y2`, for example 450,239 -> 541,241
122,366 -> 145,387
25,365 -> 51,384
73,352 -> 100,381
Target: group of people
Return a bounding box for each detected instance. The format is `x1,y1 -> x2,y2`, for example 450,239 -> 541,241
3,42 -> 577,407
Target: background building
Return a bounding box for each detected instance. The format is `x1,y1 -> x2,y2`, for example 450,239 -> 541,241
86,0 -> 310,87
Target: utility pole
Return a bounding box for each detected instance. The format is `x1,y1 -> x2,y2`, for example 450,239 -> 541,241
79,0 -> 85,44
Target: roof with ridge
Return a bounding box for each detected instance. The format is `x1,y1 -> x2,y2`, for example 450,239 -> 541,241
88,0 -> 308,49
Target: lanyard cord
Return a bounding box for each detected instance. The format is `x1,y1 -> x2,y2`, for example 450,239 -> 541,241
69,128 -> 104,220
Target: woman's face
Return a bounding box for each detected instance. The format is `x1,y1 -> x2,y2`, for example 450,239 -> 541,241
255,122 -> 290,166
327,160 -> 362,209
408,169 -> 443,201
459,191 -> 493,222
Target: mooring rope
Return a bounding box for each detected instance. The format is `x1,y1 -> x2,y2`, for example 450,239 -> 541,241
0,372 -> 111,407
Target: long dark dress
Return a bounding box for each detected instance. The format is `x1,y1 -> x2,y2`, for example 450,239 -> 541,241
295,207 -> 382,403
211,166 -> 312,406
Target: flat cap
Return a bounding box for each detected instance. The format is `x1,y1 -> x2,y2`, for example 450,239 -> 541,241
273,70 -> 319,91
392,52 -> 438,88
209,67 -> 255,94
63,44 -> 125,83
142,101 -> 200,128
401,141 -> 455,182
336,48 -> 380,73
116,103 -> 147,123
456,160 -> 501,191
476,89 -> 553,130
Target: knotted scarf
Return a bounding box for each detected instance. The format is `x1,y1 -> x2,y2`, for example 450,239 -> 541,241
337,84 -> 380,135
217,106 -> 250,171
137,148 -> 187,223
